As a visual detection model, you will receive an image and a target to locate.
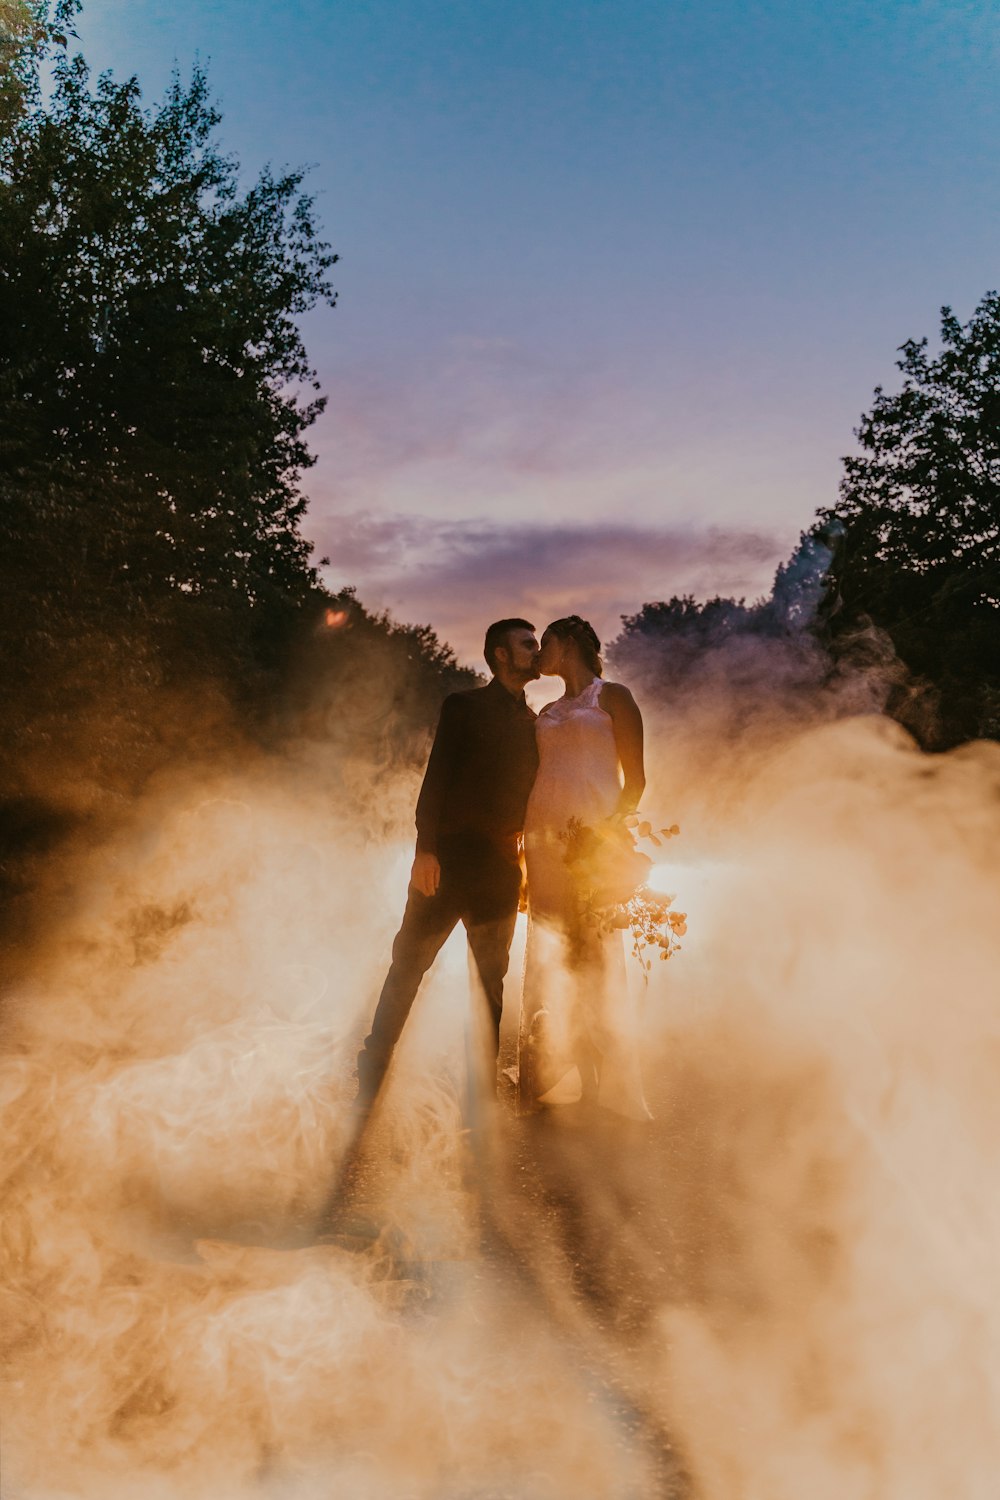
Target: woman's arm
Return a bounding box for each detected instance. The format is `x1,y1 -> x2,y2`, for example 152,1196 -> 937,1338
599,681 -> 645,816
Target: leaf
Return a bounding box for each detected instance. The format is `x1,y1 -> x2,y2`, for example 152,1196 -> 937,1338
649,833 -> 662,847
623,814 -> 639,828
638,820 -> 652,838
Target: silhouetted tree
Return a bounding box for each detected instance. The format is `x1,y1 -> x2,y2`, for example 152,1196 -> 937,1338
0,3 -> 338,798
281,589 -> 480,772
0,0 -> 52,138
613,300 -> 1000,748
611,595 -> 757,689
819,292 -> 1000,744
0,6 -> 474,946
607,577 -> 853,746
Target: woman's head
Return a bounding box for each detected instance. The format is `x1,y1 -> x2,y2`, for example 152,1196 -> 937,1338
538,615 -> 603,678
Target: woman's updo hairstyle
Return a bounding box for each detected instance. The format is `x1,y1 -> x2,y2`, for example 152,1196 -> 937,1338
546,615 -> 603,677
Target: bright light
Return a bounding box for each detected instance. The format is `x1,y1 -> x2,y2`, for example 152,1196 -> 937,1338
646,862 -> 679,897
643,858 -> 740,935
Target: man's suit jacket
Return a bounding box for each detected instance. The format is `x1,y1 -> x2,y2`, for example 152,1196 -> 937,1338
414,676 -> 539,915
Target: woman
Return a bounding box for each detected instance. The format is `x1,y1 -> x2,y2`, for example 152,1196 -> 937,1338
519,615 -> 653,1120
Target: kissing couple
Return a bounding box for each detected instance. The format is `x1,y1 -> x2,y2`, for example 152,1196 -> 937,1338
356,615 -> 653,1122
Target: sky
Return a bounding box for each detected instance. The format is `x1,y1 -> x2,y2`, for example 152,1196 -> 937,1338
77,0 -> 999,666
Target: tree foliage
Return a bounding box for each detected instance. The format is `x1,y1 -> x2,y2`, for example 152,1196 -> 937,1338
0,10 -> 474,942
0,0 -> 53,137
607,559 -> 865,751
819,293 -> 1000,744
612,297 -> 1000,750
282,589 -> 479,772
0,17 -> 340,800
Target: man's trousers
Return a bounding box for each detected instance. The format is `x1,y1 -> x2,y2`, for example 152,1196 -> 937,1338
356,876 -> 519,1104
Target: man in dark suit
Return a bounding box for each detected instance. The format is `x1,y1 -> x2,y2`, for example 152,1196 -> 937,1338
356,618 -> 541,1110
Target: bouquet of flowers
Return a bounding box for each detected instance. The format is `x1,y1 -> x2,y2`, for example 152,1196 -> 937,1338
562,814 -> 687,974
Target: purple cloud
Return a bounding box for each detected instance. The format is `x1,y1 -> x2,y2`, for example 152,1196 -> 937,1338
316,512 -> 785,665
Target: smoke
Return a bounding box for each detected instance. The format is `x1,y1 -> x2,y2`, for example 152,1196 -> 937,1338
607,526 -> 912,834
3,624 -> 1000,1496
643,716 -> 1000,1498
0,751 -> 657,1497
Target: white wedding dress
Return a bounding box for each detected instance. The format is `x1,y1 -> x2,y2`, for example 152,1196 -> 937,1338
519,678 -> 652,1120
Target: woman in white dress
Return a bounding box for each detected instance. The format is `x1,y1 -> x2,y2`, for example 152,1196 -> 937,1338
519,616 -> 653,1120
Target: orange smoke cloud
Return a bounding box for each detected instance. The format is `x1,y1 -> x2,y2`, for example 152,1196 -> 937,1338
2,704 -> 999,1496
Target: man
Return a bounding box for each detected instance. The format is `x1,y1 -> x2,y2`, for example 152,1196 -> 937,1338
356,618 -> 540,1109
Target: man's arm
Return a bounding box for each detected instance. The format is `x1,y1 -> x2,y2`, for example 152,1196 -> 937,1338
412,694 -> 464,894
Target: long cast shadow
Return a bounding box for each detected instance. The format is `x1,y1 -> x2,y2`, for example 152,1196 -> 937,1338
471,1105 -> 691,1497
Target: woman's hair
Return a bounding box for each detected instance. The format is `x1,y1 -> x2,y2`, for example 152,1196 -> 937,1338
545,615 -> 603,677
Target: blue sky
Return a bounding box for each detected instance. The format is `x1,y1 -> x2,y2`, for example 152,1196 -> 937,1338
78,0 -> 999,662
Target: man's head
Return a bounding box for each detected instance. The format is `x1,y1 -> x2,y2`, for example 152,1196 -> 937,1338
484,618 -> 540,686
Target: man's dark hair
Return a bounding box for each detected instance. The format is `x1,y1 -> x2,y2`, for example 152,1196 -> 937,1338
484,618 -> 535,674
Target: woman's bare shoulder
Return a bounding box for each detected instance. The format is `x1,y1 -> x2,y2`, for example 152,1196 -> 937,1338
598,680 -> 638,708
